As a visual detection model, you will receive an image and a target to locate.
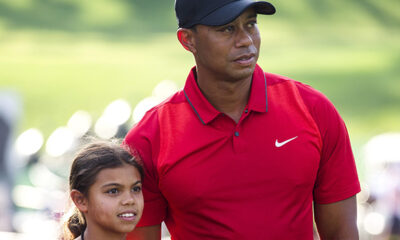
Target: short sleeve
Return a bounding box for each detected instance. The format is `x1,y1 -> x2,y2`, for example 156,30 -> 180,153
297,83 -> 361,204
123,109 -> 168,226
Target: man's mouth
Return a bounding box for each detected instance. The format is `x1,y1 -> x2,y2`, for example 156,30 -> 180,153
234,54 -> 255,65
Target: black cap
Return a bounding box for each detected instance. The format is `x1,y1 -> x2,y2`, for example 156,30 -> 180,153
175,0 -> 275,28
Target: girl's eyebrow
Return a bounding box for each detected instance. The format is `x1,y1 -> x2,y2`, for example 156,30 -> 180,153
132,180 -> 142,186
101,180 -> 142,188
101,183 -> 121,188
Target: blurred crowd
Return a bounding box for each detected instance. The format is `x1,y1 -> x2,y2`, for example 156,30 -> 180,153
0,81 -> 399,239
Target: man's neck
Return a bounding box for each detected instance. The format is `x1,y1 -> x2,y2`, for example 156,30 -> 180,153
196,70 -> 252,123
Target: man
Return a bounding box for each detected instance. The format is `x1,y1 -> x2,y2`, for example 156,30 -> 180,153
124,0 -> 361,239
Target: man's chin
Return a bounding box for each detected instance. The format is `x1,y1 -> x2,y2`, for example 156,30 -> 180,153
230,65 -> 256,80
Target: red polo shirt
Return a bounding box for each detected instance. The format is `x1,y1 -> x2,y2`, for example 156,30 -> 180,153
124,65 -> 360,240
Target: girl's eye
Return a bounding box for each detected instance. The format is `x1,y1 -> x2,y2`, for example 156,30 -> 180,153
107,188 -> 119,194
132,186 -> 142,193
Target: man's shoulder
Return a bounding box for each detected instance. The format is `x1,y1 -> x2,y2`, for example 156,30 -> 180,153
154,89 -> 186,109
123,89 -> 189,153
266,72 -> 317,92
265,72 -> 331,106
264,71 -> 340,123
140,89 -> 186,121
125,90 -> 186,136
265,72 -> 293,85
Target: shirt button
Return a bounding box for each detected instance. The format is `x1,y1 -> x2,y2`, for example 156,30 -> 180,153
234,131 -> 240,137
245,109 -> 248,113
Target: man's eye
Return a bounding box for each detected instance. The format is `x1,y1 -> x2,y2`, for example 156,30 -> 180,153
107,188 -> 119,194
247,21 -> 257,28
220,26 -> 234,33
132,186 -> 142,193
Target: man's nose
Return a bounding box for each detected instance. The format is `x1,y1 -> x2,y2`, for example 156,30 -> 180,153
235,28 -> 253,47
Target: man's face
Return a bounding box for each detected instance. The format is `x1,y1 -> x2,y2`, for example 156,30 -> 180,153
192,8 -> 260,81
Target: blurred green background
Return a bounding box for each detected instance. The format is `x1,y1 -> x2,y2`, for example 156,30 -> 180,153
1,0 -> 399,177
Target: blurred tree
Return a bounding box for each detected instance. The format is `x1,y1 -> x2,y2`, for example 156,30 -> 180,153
353,0 -> 400,27
121,0 -> 176,31
0,0 -> 80,31
0,0 -> 398,34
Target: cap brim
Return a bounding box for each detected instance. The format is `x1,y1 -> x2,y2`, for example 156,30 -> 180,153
198,0 -> 275,27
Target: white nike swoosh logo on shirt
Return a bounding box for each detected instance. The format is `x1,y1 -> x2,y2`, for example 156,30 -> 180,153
275,136 -> 298,147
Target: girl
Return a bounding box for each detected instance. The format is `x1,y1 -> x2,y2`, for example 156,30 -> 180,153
62,141 -> 144,240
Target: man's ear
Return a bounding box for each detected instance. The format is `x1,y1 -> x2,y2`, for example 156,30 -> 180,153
70,189 -> 88,213
177,28 -> 196,53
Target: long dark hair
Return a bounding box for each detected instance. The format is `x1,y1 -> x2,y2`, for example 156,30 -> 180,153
62,140 -> 143,240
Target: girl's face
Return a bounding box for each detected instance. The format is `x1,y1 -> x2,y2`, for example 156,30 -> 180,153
83,164 -> 143,238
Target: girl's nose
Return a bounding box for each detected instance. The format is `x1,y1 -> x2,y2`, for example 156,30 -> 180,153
121,193 -> 135,205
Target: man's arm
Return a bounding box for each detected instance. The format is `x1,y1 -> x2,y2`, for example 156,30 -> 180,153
127,224 -> 161,240
314,195 -> 358,240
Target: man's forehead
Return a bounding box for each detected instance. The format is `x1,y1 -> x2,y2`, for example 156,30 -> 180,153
215,8 -> 257,26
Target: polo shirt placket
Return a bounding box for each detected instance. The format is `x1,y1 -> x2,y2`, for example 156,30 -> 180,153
184,65 -> 268,155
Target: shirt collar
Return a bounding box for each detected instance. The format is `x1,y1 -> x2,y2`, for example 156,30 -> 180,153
183,64 -> 268,125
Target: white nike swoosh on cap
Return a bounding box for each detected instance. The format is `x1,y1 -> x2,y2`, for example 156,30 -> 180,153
275,136 -> 298,147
